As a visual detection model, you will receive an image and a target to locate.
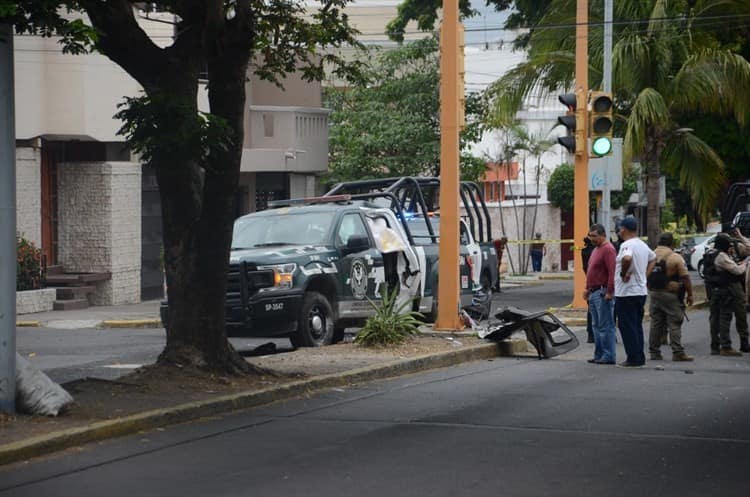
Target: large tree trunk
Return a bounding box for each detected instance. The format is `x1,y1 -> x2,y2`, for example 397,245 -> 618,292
84,1 -> 255,373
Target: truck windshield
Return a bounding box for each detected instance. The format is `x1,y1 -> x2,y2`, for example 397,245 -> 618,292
232,211 -> 335,248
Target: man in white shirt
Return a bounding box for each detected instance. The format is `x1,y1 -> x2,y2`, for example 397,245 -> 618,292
614,217 -> 656,368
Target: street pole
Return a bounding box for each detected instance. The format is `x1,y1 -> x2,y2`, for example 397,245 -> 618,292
572,0 -> 589,309
601,0 -> 613,236
435,0 -> 463,330
0,23 -> 17,413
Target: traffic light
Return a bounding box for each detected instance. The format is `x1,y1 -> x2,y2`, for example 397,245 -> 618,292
557,93 -> 584,156
590,91 -> 613,156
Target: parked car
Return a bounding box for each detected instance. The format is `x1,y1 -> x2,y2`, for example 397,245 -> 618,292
691,235 -> 716,278
679,235 -> 710,270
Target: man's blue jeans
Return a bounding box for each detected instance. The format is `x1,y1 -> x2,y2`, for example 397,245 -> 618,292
615,295 -> 647,365
589,289 -> 616,362
530,249 -> 543,272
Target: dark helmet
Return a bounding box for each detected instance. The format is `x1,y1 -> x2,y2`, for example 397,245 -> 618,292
715,234 -> 732,252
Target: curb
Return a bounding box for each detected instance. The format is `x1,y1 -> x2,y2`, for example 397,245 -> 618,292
16,321 -> 41,327
538,274 -> 574,280
502,279 -> 544,286
0,340 -> 528,466
100,319 -> 162,329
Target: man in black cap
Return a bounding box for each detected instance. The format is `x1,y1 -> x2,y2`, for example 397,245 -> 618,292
647,232 -> 694,361
707,234 -> 747,356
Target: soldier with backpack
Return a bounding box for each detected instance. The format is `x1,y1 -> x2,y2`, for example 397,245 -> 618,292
646,233 -> 694,361
705,234 -> 748,356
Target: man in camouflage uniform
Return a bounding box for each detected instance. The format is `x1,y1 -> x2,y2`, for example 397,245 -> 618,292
647,233 -> 694,361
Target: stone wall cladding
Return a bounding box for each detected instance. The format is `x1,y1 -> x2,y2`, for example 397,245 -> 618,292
16,288 -> 56,314
16,147 -> 42,246
57,162 -> 141,305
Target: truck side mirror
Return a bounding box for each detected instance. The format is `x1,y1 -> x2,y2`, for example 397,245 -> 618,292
343,234 -> 370,255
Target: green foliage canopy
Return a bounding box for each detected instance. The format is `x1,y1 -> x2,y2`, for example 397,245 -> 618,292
325,36 -> 487,183
547,162 -> 574,212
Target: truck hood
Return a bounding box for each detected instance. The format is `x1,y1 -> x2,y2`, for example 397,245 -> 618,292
229,244 -> 337,265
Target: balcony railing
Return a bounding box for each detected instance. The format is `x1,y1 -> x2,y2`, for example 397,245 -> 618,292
241,106 -> 330,173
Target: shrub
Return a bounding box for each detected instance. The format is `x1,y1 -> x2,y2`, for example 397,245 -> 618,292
354,287 -> 422,347
17,234 -> 45,291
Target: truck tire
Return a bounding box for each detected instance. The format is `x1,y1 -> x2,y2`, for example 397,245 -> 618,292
291,292 -> 335,347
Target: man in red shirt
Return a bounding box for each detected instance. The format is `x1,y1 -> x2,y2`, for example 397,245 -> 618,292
583,224 -> 617,364
492,236 -> 508,292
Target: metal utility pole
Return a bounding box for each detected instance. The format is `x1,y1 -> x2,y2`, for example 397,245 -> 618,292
0,22 -> 16,413
572,0 -> 590,309
435,0 -> 464,330
600,0 -> 613,236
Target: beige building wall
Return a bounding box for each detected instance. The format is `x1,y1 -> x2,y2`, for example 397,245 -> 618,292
14,15 -> 159,141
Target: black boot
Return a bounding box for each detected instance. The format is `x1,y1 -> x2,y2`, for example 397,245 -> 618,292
740,338 -> 750,353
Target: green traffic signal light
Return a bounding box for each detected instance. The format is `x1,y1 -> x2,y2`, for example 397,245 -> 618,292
592,136 -> 612,156
589,91 -> 613,157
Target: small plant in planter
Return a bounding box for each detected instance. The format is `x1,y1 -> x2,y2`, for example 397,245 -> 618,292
354,287 -> 422,347
17,234 -> 45,291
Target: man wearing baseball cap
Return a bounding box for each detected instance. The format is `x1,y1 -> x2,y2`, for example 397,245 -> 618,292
614,216 -> 656,368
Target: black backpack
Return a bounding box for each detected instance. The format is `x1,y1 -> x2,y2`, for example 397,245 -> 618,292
703,249 -> 724,287
647,258 -> 668,290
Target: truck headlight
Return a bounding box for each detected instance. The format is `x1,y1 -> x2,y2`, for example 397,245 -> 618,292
258,263 -> 297,290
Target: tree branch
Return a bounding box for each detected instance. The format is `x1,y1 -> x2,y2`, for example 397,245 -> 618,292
78,0 -> 169,90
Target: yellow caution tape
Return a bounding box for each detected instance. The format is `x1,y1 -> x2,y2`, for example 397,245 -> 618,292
507,239 -> 576,245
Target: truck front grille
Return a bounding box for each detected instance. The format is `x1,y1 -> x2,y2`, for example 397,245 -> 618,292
226,263 -> 274,307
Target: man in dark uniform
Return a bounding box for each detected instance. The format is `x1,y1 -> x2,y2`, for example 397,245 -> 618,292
708,234 -> 747,356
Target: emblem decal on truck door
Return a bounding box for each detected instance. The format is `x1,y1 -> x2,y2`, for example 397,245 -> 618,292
350,259 -> 368,299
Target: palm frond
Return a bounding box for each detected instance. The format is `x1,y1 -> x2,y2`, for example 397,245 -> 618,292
623,88 -> 672,161
662,131 -> 726,220
485,57 -> 573,127
647,0 -> 671,38
673,49 -> 750,126
612,33 -> 652,93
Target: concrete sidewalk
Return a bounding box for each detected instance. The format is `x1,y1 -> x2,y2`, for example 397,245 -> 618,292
16,300 -> 163,329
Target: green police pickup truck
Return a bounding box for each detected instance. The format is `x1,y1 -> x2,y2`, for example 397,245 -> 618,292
210,196 -> 474,347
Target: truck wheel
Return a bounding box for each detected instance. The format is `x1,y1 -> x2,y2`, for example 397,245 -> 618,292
698,260 -> 704,279
293,292 -> 335,347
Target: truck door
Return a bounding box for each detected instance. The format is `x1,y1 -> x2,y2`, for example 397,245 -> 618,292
334,212 -> 383,319
461,221 -> 481,287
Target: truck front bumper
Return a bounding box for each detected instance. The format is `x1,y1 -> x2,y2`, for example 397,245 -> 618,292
225,289 -> 304,338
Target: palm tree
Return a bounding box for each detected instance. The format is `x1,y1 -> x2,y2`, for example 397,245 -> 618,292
484,123 -> 555,273
487,0 -> 750,245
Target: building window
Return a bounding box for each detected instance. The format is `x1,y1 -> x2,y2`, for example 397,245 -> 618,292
263,114 -> 274,138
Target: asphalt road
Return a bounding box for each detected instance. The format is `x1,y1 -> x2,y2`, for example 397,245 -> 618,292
3,309 -> 749,497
